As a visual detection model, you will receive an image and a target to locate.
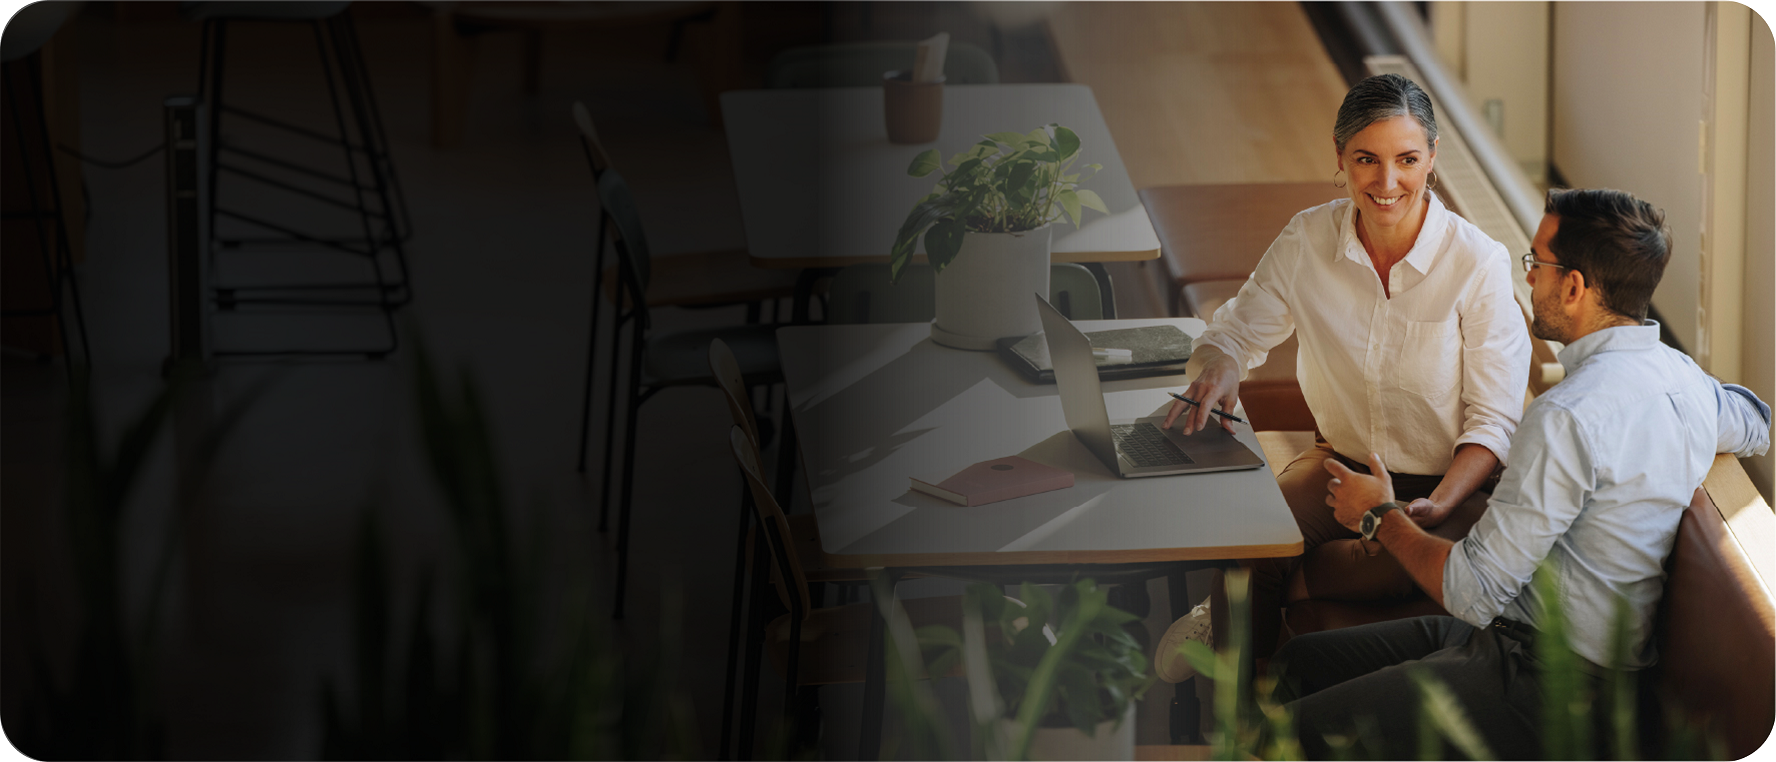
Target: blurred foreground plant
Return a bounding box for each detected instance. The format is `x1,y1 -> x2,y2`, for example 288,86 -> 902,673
15,365 -> 259,759
319,340 -> 698,759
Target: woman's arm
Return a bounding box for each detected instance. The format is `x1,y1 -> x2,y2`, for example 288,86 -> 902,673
1405,442 -> 1497,528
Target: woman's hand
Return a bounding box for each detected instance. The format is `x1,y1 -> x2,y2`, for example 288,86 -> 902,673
1164,347 -> 1241,435
1403,498 -> 1453,529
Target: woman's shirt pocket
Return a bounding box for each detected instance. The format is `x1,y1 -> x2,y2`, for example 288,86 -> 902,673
1396,317 -> 1463,402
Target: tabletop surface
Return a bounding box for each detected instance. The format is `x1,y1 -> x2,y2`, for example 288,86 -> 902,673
777,319 -> 1303,568
723,84 -> 1162,269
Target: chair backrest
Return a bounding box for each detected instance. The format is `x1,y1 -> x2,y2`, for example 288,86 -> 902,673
826,262 -> 1104,324
1048,262 -> 1104,321
766,40 -> 1000,88
826,263 -> 936,324
595,169 -> 651,311
1654,480 -> 1776,759
709,339 -> 759,443
728,425 -> 810,618
571,101 -> 614,177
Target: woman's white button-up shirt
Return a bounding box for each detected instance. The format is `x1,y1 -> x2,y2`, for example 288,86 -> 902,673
1194,191 -> 1530,475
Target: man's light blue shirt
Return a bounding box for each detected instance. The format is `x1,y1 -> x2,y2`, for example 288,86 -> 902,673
1442,322 -> 1770,669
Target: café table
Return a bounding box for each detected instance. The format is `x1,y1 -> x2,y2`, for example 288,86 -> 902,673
721,83 -> 1162,320
775,317 -> 1302,755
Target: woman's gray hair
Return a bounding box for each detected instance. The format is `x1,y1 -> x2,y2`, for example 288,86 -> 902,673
1332,74 -> 1438,154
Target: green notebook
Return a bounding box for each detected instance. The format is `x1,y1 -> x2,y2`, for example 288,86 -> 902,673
997,324 -> 1195,383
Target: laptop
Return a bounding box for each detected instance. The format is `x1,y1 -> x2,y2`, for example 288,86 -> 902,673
1035,294 -> 1266,478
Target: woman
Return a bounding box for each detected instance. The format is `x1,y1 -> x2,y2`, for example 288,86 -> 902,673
1155,74 -> 1530,682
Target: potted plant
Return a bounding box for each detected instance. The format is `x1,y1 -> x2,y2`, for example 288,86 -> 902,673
890,124 -> 1108,349
916,579 -> 1153,760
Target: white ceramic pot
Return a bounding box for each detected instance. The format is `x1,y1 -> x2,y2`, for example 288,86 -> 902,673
991,705 -> 1137,761
930,226 -> 1053,350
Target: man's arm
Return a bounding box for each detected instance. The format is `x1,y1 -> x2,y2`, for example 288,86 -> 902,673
1324,453 -> 1454,606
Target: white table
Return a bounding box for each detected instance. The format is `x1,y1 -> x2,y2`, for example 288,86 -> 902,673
722,84 -> 1162,269
777,319 -> 1303,569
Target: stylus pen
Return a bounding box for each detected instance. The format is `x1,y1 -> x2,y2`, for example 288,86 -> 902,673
1168,392 -> 1247,425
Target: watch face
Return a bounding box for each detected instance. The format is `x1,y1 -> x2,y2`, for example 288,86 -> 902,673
1360,511 -> 1378,539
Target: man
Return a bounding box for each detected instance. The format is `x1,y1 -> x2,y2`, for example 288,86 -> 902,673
1267,188 -> 1770,758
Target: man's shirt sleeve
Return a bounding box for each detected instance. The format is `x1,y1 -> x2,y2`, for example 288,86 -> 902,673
1717,383 -> 1772,458
1442,403 -> 1591,626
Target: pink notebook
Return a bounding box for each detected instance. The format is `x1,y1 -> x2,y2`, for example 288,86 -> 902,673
910,456 -> 1075,507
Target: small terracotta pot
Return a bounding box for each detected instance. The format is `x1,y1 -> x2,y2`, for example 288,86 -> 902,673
882,71 -> 944,144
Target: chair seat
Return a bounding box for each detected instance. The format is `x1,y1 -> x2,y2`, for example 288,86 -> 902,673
766,595 -> 966,685
1254,430 -> 1317,477
643,323 -> 780,388
605,248 -> 800,309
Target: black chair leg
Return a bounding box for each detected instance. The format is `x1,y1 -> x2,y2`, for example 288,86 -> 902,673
596,312 -> 626,531
772,404 -> 798,513
736,530 -> 771,760
718,487 -> 754,759
578,220 -> 609,472
611,334 -> 645,619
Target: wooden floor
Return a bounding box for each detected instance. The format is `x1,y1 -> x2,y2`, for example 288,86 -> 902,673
1048,2 -> 1350,188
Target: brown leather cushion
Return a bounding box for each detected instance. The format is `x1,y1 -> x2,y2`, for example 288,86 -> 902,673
1181,279 -> 1313,432
1138,183 -> 1348,307
1656,486 -> 1776,759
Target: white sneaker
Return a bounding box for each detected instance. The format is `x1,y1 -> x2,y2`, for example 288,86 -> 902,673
1155,598 -> 1214,683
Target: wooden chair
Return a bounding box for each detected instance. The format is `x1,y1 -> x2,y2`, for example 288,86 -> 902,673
571,102 -> 800,476
724,425 -> 964,759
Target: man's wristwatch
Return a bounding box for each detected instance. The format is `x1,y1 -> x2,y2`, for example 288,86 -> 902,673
1360,502 -> 1401,541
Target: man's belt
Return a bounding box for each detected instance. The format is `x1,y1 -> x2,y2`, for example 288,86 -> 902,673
1489,616 -> 1538,647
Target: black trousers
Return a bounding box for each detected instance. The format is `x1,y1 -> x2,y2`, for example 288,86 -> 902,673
1268,615 -> 1556,760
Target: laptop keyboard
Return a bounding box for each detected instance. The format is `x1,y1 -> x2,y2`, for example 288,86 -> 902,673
1112,424 -> 1195,467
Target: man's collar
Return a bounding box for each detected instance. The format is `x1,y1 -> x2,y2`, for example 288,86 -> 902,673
1557,320 -> 1662,375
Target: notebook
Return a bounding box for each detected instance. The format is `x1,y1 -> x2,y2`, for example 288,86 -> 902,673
910,456 -> 1075,506
998,324 -> 1194,383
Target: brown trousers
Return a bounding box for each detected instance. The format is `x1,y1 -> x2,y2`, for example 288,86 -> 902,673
1245,435 -> 1492,657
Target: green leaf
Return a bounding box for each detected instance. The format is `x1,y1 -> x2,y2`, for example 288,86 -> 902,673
1007,161 -> 1037,200
925,218 -> 966,272
984,131 -> 1030,147
1179,640 -> 1218,680
1410,669 -> 1498,760
1075,188 -> 1109,215
1058,189 -> 1083,227
1053,126 -> 1081,160
907,149 -> 942,177
1026,127 -> 1052,146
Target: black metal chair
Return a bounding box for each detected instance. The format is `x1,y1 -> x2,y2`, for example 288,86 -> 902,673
1,1 -> 90,368
570,102 -> 799,477
594,167 -> 783,620
191,1 -> 412,358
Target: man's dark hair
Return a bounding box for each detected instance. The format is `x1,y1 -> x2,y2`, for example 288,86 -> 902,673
1543,188 -> 1672,321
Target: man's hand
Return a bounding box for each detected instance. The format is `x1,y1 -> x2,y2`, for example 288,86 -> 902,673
1325,453 -> 1397,532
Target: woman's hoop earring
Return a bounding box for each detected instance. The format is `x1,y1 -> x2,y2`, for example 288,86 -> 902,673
1333,170 -> 1346,189
1426,170 -> 1438,191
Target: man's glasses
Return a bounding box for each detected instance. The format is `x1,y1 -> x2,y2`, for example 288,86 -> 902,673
1521,252 -> 1574,275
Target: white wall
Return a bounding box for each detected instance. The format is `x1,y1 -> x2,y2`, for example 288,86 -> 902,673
1551,2 -> 1705,350
1742,9 -> 1774,500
